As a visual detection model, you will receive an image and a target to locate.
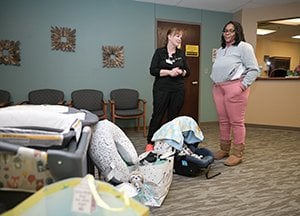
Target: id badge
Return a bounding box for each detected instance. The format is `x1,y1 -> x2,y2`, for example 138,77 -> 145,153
166,59 -> 173,64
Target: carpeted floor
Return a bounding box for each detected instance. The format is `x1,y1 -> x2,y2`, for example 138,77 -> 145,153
1,123 -> 299,216
124,123 -> 300,216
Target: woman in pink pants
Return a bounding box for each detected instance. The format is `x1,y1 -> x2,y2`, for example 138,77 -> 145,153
210,21 -> 260,166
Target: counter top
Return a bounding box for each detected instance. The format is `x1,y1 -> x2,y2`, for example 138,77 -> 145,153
257,76 -> 300,81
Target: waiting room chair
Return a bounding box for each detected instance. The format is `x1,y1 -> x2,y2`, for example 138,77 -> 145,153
0,89 -> 13,108
109,88 -> 146,137
70,89 -> 108,120
22,89 -> 65,105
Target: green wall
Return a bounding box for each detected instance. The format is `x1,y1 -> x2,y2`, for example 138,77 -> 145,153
0,0 -> 232,124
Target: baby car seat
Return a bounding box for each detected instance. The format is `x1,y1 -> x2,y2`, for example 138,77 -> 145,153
174,144 -> 220,179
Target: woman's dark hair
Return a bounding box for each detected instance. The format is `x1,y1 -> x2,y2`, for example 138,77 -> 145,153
221,21 -> 245,48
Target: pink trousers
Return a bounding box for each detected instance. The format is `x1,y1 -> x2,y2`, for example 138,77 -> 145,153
212,79 -> 250,144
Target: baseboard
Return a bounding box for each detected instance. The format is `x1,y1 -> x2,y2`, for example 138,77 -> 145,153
198,121 -> 218,126
245,123 -> 300,131
124,122 -> 300,131
199,121 -> 300,131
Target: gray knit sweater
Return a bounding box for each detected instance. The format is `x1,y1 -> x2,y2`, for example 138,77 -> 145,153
210,41 -> 260,89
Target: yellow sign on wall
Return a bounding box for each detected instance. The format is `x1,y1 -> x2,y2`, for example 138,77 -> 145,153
185,45 -> 199,57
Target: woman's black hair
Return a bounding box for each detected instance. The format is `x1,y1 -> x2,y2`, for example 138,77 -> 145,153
221,21 -> 245,48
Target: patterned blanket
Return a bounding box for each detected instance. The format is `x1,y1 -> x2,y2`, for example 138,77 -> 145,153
151,116 -> 204,150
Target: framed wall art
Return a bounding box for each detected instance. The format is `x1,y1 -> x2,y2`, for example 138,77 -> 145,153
102,45 -> 124,68
51,26 -> 76,52
0,40 -> 21,66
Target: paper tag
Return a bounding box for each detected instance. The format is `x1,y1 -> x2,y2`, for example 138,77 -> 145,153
72,186 -> 96,214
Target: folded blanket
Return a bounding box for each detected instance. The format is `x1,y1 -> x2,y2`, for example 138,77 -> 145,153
0,105 -> 84,145
0,104 -> 85,128
1,104 -> 69,113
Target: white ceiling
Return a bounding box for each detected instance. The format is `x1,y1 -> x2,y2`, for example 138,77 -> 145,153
134,0 -> 300,43
133,0 -> 300,13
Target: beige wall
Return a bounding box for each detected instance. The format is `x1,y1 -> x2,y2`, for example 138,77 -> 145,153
234,2 -> 300,128
246,80 -> 300,127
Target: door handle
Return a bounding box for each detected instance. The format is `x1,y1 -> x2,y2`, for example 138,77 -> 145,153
191,81 -> 198,85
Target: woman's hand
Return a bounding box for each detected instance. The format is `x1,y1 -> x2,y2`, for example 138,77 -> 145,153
169,67 -> 183,77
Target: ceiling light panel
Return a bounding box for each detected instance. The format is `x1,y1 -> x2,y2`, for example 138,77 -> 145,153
292,35 -> 300,39
270,18 -> 300,25
257,28 -> 276,35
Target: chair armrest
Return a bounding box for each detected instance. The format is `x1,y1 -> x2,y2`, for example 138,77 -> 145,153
108,100 -> 116,118
102,100 -> 109,107
138,99 -> 147,104
16,100 -> 29,105
108,99 -> 115,108
108,100 -> 116,108
58,100 -> 66,105
103,99 -> 108,104
65,100 -> 73,107
0,101 -> 12,108
138,99 -> 147,112
138,99 -> 147,108
102,100 -> 109,118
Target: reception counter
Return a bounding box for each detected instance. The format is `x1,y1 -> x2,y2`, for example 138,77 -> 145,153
245,77 -> 300,129
257,76 -> 300,81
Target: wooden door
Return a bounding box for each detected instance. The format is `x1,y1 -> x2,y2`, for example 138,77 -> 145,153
157,21 -> 200,121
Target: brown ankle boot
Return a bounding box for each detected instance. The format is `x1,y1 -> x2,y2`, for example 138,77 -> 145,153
224,143 -> 244,166
214,140 -> 231,160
